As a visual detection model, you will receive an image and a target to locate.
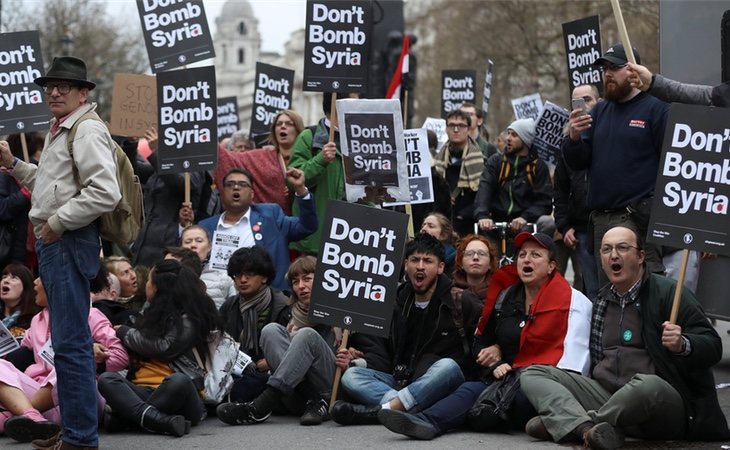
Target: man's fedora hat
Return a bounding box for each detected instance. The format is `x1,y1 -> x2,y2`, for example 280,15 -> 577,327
34,56 -> 96,90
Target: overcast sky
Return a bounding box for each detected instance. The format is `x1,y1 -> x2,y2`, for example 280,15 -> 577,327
104,0 -> 307,54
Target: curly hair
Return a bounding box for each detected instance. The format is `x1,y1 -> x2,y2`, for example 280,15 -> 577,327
454,234 -> 498,276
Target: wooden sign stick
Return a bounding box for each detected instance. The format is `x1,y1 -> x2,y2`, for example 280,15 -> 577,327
669,249 -> 690,324
20,133 -> 30,163
329,328 -> 350,413
610,0 -> 643,87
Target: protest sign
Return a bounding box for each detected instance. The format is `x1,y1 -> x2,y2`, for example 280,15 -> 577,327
249,63 -> 295,141
562,15 -> 602,96
309,201 -> 408,336
441,70 -> 476,117
648,104 -> 730,255
337,98 -> 409,204
532,101 -> 569,169
137,0 -> 215,73
303,0 -> 372,92
0,320 -> 20,357
511,93 -> 543,121
110,73 -> 157,137
423,116 -> 447,150
0,31 -> 50,134
482,59 -> 494,125
217,96 -> 239,141
156,65 -> 217,173
383,128 -> 433,207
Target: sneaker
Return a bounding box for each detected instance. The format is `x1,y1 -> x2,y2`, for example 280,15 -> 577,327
300,398 -> 329,426
525,416 -> 552,441
216,401 -> 271,425
31,432 -> 61,450
4,416 -> 61,443
583,422 -> 625,450
330,400 -> 381,425
378,409 -> 438,440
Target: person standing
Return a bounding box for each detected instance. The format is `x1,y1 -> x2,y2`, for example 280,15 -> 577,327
0,56 -> 121,449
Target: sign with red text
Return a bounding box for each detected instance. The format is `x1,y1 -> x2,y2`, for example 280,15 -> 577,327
309,201 -> 408,337
137,0 -> 215,73
110,73 -> 157,136
249,63 -> 295,141
156,65 -> 217,173
303,0 -> 372,92
441,70 -> 476,117
648,104 -> 730,255
0,31 -> 50,134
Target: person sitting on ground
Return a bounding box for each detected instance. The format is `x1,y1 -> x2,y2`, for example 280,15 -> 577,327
104,256 -> 144,311
420,212 -> 457,276
1,276 -> 127,444
219,246 -> 292,404
377,232 -> 591,440
217,256 -> 341,426
451,234 -> 498,302
162,246 -> 202,276
90,263 -> 136,327
331,233 -> 482,426
180,225 -> 236,309
98,259 -> 219,438
0,264 -> 40,338
520,224 -> 729,450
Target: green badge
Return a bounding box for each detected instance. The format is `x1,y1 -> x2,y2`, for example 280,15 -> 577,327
623,329 -> 633,342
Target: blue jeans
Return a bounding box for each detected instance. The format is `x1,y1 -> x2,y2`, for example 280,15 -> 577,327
37,224 -> 100,447
575,230 -> 599,300
340,358 -> 465,412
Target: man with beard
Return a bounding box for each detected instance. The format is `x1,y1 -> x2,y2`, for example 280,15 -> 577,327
475,118 -> 554,240
198,168 -> 317,290
520,224 -> 729,449
562,45 -> 670,286
330,233 -> 482,425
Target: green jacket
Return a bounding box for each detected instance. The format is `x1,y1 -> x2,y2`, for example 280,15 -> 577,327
287,120 -> 345,254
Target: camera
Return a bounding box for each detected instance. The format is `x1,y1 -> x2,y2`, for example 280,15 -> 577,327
393,364 -> 414,390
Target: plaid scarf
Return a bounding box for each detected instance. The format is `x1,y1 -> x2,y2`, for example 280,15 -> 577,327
433,137 -> 484,193
589,277 -> 643,370
238,287 -> 272,355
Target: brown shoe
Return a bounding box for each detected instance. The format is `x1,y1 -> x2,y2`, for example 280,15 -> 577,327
525,416 -> 552,441
31,433 -> 98,450
583,422 -> 625,450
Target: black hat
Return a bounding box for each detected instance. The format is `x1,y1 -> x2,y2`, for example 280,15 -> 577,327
34,56 -> 96,90
514,232 -> 557,257
594,43 -> 641,66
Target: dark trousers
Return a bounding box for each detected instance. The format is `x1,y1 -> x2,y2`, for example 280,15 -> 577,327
98,372 -> 206,425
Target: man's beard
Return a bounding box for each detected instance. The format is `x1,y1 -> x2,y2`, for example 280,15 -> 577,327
603,77 -> 633,101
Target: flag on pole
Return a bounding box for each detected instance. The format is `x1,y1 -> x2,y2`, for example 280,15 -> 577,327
385,35 -> 410,99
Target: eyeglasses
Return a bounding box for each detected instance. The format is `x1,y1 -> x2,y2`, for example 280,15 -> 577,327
599,63 -> 628,73
464,250 -> 489,259
43,83 -> 76,95
275,120 -> 295,127
446,123 -> 468,131
223,180 -> 252,189
600,243 -> 639,255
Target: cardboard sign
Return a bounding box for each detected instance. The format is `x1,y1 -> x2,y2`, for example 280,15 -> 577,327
383,128 -> 434,206
337,98 -> 409,204
303,0 -> 372,92
110,73 -> 157,136
0,320 -> 20,357
562,15 -> 602,96
309,201 -> 408,337
0,31 -> 50,134
137,0 -> 215,73
249,63 -> 295,141
441,70 -> 476,118
532,101 -> 569,169
511,93 -> 543,121
156,65 -> 217,173
482,59 -> 494,125
217,96 -> 239,141
648,104 -> 730,255
423,116 -> 447,150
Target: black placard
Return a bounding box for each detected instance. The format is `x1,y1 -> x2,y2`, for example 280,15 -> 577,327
0,31 -> 50,134
156,65 -> 217,173
648,104 -> 730,256
217,96 -> 239,141
249,63 -> 295,141
137,0 -> 215,73
441,70 -> 476,118
342,112 -> 399,186
562,15 -> 602,97
309,201 -> 408,337
303,0 -> 372,92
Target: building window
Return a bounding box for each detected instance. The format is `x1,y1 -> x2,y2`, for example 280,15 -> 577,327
238,21 -> 247,35
238,48 -> 245,64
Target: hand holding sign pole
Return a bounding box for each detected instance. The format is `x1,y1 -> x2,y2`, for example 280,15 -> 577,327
610,0 -> 643,88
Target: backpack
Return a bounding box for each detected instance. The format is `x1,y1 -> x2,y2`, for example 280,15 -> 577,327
67,111 -> 144,247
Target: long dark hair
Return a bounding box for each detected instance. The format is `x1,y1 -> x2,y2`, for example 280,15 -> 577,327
1,263 -> 40,318
135,259 -> 219,346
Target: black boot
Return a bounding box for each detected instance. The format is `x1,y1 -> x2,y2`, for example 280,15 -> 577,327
331,400 -> 381,425
138,404 -> 187,437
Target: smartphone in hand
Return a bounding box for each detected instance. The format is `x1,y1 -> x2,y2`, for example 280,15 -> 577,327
572,98 -> 587,116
